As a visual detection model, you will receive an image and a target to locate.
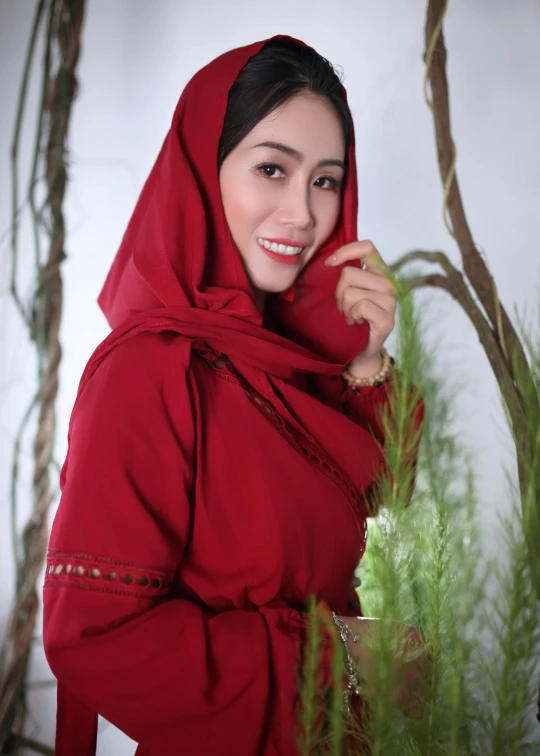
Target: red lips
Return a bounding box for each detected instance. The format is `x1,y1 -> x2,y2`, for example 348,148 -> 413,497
257,240 -> 303,266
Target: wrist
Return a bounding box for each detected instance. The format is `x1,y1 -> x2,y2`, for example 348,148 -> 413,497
347,352 -> 383,380
342,347 -> 392,388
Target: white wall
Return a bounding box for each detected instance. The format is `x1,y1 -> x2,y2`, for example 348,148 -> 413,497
1,0 -> 539,752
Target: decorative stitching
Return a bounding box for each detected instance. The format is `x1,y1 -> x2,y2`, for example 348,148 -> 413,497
194,346 -> 369,538
47,550 -> 170,572
45,553 -> 174,598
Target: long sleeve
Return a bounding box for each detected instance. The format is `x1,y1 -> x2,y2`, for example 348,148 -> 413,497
43,333 -> 331,756
310,366 -> 424,515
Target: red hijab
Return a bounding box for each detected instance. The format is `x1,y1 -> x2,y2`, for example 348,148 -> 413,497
69,34 -> 375,486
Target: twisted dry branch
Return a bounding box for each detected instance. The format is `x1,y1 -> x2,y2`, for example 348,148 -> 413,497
0,0 -> 86,748
395,0 -> 537,487
421,0 -> 517,358
394,0 -> 540,716
9,0 -> 47,328
392,250 -> 525,435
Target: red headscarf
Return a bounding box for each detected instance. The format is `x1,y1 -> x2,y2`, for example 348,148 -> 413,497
94,33 -> 367,371
66,34 -> 376,489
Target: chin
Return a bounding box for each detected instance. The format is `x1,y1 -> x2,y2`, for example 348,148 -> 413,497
252,278 -> 298,295
247,266 -> 299,295
240,242 -> 310,296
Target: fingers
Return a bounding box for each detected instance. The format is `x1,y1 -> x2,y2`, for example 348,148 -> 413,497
327,239 -> 397,342
339,290 -> 396,329
325,239 -> 389,275
350,298 -> 395,331
335,265 -> 397,308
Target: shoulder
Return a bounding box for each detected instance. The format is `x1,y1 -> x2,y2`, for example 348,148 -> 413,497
75,330 -> 193,417
62,331 -> 196,490
100,330 -> 190,376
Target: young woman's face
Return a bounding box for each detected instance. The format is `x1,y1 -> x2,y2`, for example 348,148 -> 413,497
219,94 -> 346,296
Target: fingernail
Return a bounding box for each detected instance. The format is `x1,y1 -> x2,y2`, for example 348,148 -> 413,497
325,255 -> 336,266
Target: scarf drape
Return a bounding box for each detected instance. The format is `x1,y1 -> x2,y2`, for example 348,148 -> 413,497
66,34 -> 371,483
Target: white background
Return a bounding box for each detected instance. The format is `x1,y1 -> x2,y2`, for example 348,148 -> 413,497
1,0 -> 539,752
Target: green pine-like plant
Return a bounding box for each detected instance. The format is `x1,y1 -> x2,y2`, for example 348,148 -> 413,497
297,276 -> 540,755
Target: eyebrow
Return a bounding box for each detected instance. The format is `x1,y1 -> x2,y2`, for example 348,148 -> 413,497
251,141 -> 345,169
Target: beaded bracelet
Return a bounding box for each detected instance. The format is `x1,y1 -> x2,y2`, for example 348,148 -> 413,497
342,347 -> 392,388
332,612 -> 363,717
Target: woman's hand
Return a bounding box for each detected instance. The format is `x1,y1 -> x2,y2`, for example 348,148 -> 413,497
336,615 -> 431,718
325,240 -> 397,373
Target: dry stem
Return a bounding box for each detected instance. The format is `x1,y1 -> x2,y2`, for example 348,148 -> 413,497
0,0 -> 86,747
394,0 -> 537,493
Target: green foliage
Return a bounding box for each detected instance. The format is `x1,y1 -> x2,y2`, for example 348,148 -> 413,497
298,279 -> 540,755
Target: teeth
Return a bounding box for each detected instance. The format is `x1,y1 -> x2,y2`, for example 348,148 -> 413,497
257,237 -> 304,256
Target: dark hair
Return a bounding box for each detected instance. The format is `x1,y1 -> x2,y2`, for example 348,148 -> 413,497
217,39 -> 353,170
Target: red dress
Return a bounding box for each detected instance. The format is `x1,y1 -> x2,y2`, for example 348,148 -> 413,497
43,34 -> 423,755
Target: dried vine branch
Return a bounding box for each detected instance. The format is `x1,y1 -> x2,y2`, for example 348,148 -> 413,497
9,0 -> 47,327
392,250 -> 525,435
393,0 -> 538,495
393,1 -> 540,718
0,0 -> 86,749
422,0 -> 528,377
3,732 -> 54,756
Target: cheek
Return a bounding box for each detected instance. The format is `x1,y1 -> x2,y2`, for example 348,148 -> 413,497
223,180 -> 272,238
315,194 -> 342,242
301,196 -> 341,268
324,194 -> 341,227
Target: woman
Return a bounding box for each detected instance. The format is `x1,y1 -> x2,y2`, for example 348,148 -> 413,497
43,35 -> 425,755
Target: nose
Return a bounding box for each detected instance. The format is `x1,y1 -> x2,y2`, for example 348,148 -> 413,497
276,185 -> 314,231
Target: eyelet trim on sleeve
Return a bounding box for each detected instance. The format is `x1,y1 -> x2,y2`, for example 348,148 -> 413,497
44,551 -> 174,598
194,345 -> 369,540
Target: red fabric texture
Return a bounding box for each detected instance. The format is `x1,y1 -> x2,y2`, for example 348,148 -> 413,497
56,682 -> 97,755
43,34 -> 423,755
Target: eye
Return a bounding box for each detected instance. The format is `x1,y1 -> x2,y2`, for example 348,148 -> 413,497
315,176 -> 341,191
256,163 -> 285,179
255,163 -> 341,191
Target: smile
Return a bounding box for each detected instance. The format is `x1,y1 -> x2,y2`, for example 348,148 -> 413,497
257,237 -> 305,265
